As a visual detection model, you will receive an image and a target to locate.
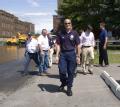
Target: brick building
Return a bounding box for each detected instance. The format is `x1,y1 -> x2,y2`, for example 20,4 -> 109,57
53,0 -> 64,32
0,10 -> 34,37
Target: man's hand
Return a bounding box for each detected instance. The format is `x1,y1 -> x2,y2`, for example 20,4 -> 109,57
55,56 -> 59,64
76,56 -> 80,64
41,51 -> 44,55
103,45 -> 106,49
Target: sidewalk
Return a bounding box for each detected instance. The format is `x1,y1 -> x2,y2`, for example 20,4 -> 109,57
0,63 -> 120,107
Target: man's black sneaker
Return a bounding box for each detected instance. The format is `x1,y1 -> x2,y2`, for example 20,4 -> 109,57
66,88 -> 72,96
58,84 -> 65,91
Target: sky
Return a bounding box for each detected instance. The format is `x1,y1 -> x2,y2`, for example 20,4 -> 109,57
0,0 -> 57,33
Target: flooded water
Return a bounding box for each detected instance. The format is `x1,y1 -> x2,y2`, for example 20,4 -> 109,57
0,46 -> 25,64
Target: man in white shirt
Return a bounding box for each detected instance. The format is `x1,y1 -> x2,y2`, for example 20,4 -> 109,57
37,29 -> 50,75
23,33 -> 39,75
80,25 -> 95,75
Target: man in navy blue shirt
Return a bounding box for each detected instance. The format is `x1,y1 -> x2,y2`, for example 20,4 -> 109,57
99,22 -> 109,66
55,19 -> 80,96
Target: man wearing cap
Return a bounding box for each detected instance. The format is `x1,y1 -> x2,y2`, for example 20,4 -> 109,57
80,25 -> 95,75
56,19 -> 80,96
23,33 -> 39,75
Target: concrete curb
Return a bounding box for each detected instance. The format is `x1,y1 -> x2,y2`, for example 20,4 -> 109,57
101,71 -> 120,100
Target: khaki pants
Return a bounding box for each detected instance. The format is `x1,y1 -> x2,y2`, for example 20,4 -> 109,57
81,47 -> 94,72
49,48 -> 54,67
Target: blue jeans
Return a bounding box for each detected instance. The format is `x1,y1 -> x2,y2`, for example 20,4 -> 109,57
58,51 -> 76,88
39,51 -> 49,73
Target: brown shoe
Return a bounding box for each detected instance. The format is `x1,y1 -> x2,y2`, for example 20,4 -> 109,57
88,69 -> 93,74
82,69 -> 87,75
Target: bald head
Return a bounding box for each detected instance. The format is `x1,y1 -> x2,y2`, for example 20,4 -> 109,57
64,19 -> 72,24
64,19 -> 72,31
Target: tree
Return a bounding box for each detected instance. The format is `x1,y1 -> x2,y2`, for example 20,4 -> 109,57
57,0 -> 120,38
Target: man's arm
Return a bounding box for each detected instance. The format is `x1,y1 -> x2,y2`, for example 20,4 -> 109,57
38,44 -> 44,55
103,30 -> 108,49
104,36 -> 108,49
55,43 -> 60,64
76,44 -> 81,64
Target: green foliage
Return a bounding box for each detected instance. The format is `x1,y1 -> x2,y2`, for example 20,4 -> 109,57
94,50 -> 120,64
58,0 -> 120,31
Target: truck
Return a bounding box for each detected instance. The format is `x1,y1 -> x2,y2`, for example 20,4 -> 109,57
17,33 -> 27,44
6,33 -> 27,45
6,36 -> 18,45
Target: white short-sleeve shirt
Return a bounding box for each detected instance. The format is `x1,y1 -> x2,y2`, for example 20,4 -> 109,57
37,35 -> 50,50
26,38 -> 38,53
80,31 -> 95,47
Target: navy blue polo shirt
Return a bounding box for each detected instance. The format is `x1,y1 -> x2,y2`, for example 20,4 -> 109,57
99,29 -> 108,45
56,30 -> 80,51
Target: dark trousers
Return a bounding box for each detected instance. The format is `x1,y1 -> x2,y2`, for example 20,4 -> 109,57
58,51 -> 76,88
24,52 -> 39,72
99,45 -> 109,65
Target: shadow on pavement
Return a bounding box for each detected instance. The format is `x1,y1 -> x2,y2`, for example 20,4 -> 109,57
77,70 -> 85,75
118,66 -> 120,67
29,71 -> 38,75
116,80 -> 120,85
38,84 -> 59,93
17,70 -> 38,76
47,74 -> 59,79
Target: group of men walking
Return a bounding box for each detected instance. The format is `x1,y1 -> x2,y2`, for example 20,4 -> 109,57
23,29 -> 54,76
22,18 -> 109,96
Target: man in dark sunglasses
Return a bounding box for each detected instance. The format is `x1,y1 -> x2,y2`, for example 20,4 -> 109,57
55,19 -> 80,96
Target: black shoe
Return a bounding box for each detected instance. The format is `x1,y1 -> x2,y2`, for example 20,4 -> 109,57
83,72 -> 87,75
58,84 -> 65,91
104,64 -> 109,67
66,88 -> 72,96
88,69 -> 93,75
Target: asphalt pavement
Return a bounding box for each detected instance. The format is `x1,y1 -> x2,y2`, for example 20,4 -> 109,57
0,58 -> 120,107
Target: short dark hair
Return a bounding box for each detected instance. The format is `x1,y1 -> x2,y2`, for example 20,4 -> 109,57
86,25 -> 93,31
100,22 -> 106,27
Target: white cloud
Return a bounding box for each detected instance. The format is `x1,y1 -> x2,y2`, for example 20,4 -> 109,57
6,10 -> 53,33
27,0 -> 39,7
22,12 -> 51,16
30,19 -> 53,32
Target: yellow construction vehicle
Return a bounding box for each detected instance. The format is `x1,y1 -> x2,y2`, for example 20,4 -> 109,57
6,32 -> 27,45
17,33 -> 27,44
6,36 -> 18,45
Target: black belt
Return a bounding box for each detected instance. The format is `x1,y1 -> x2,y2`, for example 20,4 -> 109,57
82,46 -> 91,48
61,49 -> 75,52
43,50 -> 48,51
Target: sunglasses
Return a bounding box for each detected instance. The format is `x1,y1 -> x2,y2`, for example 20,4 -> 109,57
64,22 -> 71,25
